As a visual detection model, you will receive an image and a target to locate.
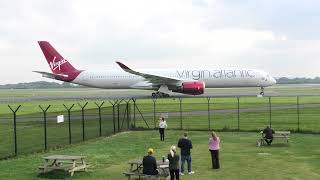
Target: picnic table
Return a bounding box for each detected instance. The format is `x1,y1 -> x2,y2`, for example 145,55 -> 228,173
258,131 -> 290,146
39,155 -> 89,176
124,160 -> 169,180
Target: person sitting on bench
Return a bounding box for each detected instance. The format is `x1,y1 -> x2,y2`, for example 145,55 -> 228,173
263,126 -> 275,145
143,148 -> 159,180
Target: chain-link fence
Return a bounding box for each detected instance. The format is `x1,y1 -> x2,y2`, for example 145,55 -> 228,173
0,102 -> 130,159
1,95 -> 320,159
131,96 -> 320,133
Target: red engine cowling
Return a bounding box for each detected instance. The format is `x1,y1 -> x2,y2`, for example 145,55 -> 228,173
180,81 -> 205,95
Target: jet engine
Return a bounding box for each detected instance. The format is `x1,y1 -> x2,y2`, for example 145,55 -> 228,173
173,81 -> 205,95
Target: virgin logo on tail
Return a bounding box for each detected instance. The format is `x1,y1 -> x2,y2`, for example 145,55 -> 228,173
50,56 -> 68,71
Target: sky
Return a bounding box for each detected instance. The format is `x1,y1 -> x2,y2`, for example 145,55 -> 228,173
1,0 -> 320,84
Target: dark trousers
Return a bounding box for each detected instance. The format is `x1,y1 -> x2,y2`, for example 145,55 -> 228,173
159,128 -> 165,141
169,169 -> 179,180
265,138 -> 273,145
210,150 -> 220,169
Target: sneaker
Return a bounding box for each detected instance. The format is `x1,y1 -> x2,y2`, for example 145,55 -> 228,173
188,171 -> 195,175
179,172 -> 184,176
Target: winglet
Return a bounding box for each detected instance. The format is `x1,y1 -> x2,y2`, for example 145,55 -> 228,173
116,61 -> 132,71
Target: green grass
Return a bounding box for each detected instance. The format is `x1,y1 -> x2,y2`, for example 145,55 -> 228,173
0,130 -> 319,180
1,85 -> 320,173
2,85 -> 320,116
2,103 -> 320,159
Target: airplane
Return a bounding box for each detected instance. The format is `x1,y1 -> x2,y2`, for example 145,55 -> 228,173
34,41 -> 276,98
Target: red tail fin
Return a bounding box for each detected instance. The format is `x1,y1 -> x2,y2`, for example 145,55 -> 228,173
38,41 -> 78,74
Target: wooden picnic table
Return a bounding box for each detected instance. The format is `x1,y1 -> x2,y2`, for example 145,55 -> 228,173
124,160 -> 169,179
39,155 -> 89,176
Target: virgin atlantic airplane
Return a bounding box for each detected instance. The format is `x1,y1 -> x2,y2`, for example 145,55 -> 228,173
34,41 -> 276,97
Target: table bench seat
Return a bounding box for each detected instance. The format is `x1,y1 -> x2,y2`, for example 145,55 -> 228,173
123,172 -> 162,180
39,155 -> 89,176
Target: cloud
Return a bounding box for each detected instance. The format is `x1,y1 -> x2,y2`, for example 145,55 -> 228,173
0,0 -> 320,84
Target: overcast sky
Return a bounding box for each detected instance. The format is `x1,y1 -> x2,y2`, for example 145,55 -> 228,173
1,0 -> 320,84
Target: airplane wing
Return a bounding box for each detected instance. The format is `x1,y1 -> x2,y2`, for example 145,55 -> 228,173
116,61 -> 183,85
33,71 -> 68,79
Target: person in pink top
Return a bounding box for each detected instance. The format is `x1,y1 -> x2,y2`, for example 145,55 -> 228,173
208,131 -> 220,169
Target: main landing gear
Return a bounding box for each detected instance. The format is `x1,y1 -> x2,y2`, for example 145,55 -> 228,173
259,87 -> 265,96
151,92 -> 170,98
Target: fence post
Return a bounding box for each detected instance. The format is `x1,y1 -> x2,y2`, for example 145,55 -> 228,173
8,105 -> 21,156
39,105 -> 51,151
132,98 -> 136,128
108,100 -> 119,134
78,102 -> 88,141
152,98 -> 157,129
63,104 -> 74,144
117,104 -> 120,132
94,102 -> 105,137
179,98 -> 182,130
237,97 -> 240,131
112,104 -> 116,133
126,102 -> 130,129
297,96 -> 300,132
207,97 -> 211,130
269,97 -> 272,128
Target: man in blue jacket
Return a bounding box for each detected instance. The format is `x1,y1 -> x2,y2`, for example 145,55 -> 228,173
178,132 -> 195,175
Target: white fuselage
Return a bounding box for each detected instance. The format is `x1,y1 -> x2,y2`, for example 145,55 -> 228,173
72,68 -> 276,90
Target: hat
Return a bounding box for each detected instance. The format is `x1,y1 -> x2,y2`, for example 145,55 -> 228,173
147,148 -> 154,154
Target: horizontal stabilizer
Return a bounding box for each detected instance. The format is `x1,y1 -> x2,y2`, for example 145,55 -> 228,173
33,71 -> 68,79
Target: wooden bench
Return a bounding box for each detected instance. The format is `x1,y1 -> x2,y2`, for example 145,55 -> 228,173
39,155 -> 89,176
124,160 -> 169,180
123,172 -> 152,180
123,172 -> 168,180
258,131 -> 290,146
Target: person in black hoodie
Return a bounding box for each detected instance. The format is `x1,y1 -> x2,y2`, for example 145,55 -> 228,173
177,132 -> 194,175
143,148 -> 159,180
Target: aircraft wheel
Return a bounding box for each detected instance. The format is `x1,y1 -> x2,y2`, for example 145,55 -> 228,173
151,92 -> 157,98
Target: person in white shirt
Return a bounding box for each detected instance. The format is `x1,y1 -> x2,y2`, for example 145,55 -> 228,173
159,117 -> 167,141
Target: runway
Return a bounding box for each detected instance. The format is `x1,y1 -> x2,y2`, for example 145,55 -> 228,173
1,84 -> 320,102
1,91 -> 320,102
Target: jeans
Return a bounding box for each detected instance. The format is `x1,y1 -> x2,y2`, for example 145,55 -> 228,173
180,155 -> 191,173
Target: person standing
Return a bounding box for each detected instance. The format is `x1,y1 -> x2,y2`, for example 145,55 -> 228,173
143,148 -> 159,180
167,145 -> 180,180
159,117 -> 167,141
177,132 -> 194,175
208,131 -> 220,169
263,126 -> 275,145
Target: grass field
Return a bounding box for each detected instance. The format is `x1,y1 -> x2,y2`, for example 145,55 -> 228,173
2,84 -> 320,115
0,85 -> 320,179
2,85 -> 320,159
0,130 -> 319,180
